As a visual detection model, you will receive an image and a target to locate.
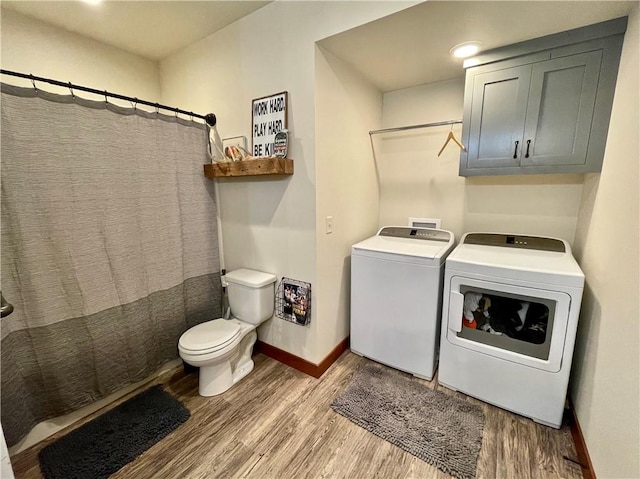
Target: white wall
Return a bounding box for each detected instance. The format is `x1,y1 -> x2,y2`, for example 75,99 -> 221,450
379,79 -> 584,243
570,5 -> 640,478
315,46 -> 382,363
379,79 -> 467,236
159,1 -> 416,364
0,8 -> 160,104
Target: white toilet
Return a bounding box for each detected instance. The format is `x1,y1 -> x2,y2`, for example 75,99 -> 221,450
178,268 -> 276,396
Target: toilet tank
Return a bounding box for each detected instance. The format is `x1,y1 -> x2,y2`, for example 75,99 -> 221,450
226,269 -> 277,324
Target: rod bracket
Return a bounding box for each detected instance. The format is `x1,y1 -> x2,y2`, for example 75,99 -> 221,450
204,114 -> 217,127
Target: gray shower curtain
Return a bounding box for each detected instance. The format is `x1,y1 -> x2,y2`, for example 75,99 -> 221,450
0,84 -> 222,446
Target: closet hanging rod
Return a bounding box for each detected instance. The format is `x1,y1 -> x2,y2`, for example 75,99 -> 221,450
369,119 -> 462,136
0,69 -> 217,126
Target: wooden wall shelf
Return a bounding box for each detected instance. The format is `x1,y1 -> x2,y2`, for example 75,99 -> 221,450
203,158 -> 294,178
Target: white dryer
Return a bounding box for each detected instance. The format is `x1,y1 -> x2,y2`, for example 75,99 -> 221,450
438,233 -> 584,428
351,227 -> 455,380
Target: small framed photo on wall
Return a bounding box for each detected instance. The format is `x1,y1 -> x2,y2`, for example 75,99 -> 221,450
252,91 -> 288,157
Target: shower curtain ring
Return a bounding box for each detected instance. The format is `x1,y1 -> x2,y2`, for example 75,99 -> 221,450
104,90 -> 108,104
30,74 -> 37,92
68,82 -> 74,98
133,98 -> 138,110
155,103 -> 160,116
190,112 -> 194,122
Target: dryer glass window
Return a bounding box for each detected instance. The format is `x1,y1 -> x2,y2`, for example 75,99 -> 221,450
457,287 -> 556,360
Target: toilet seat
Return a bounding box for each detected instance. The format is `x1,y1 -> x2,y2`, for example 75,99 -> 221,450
179,319 -> 242,355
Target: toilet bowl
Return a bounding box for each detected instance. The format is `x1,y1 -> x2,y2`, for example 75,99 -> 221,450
178,269 -> 276,396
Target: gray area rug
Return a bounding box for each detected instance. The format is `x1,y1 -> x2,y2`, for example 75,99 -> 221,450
38,385 -> 190,479
331,362 -> 484,479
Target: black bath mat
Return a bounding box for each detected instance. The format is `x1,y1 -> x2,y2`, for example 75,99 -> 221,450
38,385 -> 190,479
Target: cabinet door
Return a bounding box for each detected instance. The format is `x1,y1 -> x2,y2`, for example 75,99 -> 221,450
466,65 -> 531,169
521,50 -> 602,167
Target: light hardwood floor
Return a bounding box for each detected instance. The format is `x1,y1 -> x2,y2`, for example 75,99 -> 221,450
11,352 -> 583,479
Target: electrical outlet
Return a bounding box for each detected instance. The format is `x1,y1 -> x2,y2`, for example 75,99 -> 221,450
325,216 -> 333,234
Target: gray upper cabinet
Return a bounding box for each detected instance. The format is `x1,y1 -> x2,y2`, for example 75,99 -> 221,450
460,18 -> 626,176
467,65 -> 531,169
522,51 -> 601,167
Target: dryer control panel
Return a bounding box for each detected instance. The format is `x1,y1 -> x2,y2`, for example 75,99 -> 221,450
463,233 -> 566,252
378,226 -> 451,242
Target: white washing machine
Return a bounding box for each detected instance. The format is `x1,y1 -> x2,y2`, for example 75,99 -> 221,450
438,233 -> 585,428
350,226 -> 455,380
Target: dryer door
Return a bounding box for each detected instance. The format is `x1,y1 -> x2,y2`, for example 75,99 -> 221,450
445,276 -> 571,372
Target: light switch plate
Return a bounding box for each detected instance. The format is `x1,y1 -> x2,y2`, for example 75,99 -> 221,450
325,216 -> 333,234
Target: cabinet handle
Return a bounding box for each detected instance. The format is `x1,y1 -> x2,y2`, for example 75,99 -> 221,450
525,139 -> 531,158
513,140 -> 519,159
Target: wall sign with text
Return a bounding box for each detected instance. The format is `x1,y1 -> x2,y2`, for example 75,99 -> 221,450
252,91 -> 288,157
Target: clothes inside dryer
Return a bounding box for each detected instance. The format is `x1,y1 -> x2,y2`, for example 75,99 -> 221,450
457,288 -> 555,361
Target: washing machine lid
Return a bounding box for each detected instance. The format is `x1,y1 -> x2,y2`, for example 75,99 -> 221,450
447,233 -> 584,288
179,319 -> 241,353
352,227 -> 455,265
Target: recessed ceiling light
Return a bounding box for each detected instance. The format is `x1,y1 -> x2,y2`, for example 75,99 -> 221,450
450,41 -> 483,59
82,0 -> 103,4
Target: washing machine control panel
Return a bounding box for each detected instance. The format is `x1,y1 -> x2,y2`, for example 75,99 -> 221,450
378,227 -> 450,242
463,233 -> 566,252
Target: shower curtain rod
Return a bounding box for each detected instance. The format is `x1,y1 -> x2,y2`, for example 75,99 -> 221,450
0,69 -> 217,126
369,119 -> 463,136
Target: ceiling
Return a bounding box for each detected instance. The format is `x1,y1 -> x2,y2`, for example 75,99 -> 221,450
2,1 -> 635,91
319,1 -> 635,91
1,1 -> 271,60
